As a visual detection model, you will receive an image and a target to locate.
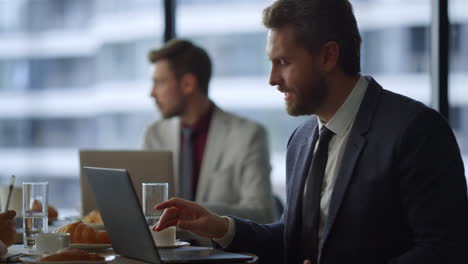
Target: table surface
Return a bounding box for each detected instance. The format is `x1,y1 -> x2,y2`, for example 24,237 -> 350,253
11,219 -> 258,264
6,242 -> 258,264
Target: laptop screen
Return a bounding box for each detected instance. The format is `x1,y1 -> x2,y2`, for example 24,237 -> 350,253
84,167 -> 162,263
84,167 -> 254,264
79,150 -> 174,216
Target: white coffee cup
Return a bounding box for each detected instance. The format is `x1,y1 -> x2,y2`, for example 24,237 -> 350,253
35,233 -> 70,253
149,226 -> 176,246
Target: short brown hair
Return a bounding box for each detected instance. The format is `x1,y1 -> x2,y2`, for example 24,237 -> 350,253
148,39 -> 212,95
263,0 -> 361,75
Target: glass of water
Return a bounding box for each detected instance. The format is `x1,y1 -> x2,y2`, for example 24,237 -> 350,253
22,182 -> 48,249
142,183 -> 168,226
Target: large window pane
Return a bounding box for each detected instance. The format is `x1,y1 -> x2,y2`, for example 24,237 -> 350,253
449,0 -> 468,177
0,0 -> 163,216
352,0 -> 431,104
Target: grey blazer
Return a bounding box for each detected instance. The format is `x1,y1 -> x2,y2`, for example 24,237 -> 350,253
142,106 -> 277,223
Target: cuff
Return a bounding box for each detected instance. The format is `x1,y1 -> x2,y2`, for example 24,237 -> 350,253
213,216 -> 236,248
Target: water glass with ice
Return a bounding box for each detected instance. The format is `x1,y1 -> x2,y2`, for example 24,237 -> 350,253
142,183 -> 168,226
22,182 -> 48,249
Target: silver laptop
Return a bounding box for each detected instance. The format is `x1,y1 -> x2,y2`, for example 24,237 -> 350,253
79,150 -> 175,216
83,167 -> 253,264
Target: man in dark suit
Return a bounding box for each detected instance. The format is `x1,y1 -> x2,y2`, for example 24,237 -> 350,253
154,0 -> 468,263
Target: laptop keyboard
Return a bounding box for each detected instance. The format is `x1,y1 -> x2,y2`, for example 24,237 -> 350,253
159,247 -> 213,260
158,247 -> 253,263
108,247 -> 253,263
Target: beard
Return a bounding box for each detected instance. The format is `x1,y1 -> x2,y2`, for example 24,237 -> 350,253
160,105 -> 183,119
157,82 -> 187,119
158,98 -> 186,119
285,76 -> 328,117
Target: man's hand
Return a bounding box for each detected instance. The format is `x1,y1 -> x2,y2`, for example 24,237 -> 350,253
154,198 -> 229,239
0,210 -> 16,247
303,259 -> 312,264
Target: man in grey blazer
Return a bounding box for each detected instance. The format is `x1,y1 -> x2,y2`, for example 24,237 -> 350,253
143,39 -> 276,224
153,0 -> 468,263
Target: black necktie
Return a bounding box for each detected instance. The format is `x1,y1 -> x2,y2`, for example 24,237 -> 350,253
180,127 -> 195,200
301,126 -> 334,262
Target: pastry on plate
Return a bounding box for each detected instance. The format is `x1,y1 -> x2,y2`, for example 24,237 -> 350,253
39,247 -> 104,262
82,210 -> 103,224
31,200 -> 58,223
54,221 -> 110,244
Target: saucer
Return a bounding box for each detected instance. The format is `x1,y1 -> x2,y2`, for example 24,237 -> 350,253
19,255 -> 116,264
156,240 -> 190,248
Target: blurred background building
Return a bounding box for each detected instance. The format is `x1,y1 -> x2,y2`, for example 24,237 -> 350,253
0,0 -> 466,216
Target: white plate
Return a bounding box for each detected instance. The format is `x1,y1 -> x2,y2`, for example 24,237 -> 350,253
19,255 -> 116,264
69,244 -> 112,250
156,240 -> 190,248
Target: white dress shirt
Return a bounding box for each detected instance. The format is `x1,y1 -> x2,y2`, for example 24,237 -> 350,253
215,76 -> 369,247
315,76 -> 368,240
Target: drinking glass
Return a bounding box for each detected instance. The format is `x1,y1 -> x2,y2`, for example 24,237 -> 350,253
142,183 -> 168,226
23,182 -> 48,249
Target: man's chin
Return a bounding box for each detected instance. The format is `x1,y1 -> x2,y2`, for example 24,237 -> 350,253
160,110 -> 181,119
161,113 -> 175,119
286,104 -> 311,117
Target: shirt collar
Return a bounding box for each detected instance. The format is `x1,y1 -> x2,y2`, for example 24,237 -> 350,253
317,76 -> 368,136
181,103 -> 214,135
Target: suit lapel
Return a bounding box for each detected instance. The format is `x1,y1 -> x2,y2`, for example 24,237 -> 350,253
195,107 -> 227,201
284,121 -> 319,263
319,78 -> 383,253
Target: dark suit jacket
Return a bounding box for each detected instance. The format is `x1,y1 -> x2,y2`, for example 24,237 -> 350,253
224,77 -> 468,264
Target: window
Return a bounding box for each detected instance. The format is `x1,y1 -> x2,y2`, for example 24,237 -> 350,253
0,0 -> 26,34
352,0 -> 431,105
0,0 -> 163,216
449,0 -> 468,176
0,0 -> 463,215
0,60 -> 29,92
29,57 -> 95,90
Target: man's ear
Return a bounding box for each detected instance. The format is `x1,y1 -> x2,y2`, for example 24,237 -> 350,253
180,73 -> 197,95
321,41 -> 340,73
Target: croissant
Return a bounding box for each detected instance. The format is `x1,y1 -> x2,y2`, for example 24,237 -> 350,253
31,200 -> 59,222
54,221 -> 110,244
82,210 -> 103,224
40,248 -> 104,261
48,205 -> 58,222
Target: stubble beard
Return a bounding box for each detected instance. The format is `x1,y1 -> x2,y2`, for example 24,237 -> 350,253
159,99 -> 186,119
285,77 -> 328,117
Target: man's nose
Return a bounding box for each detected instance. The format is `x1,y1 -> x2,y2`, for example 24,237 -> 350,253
269,67 -> 282,86
150,86 -> 157,98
